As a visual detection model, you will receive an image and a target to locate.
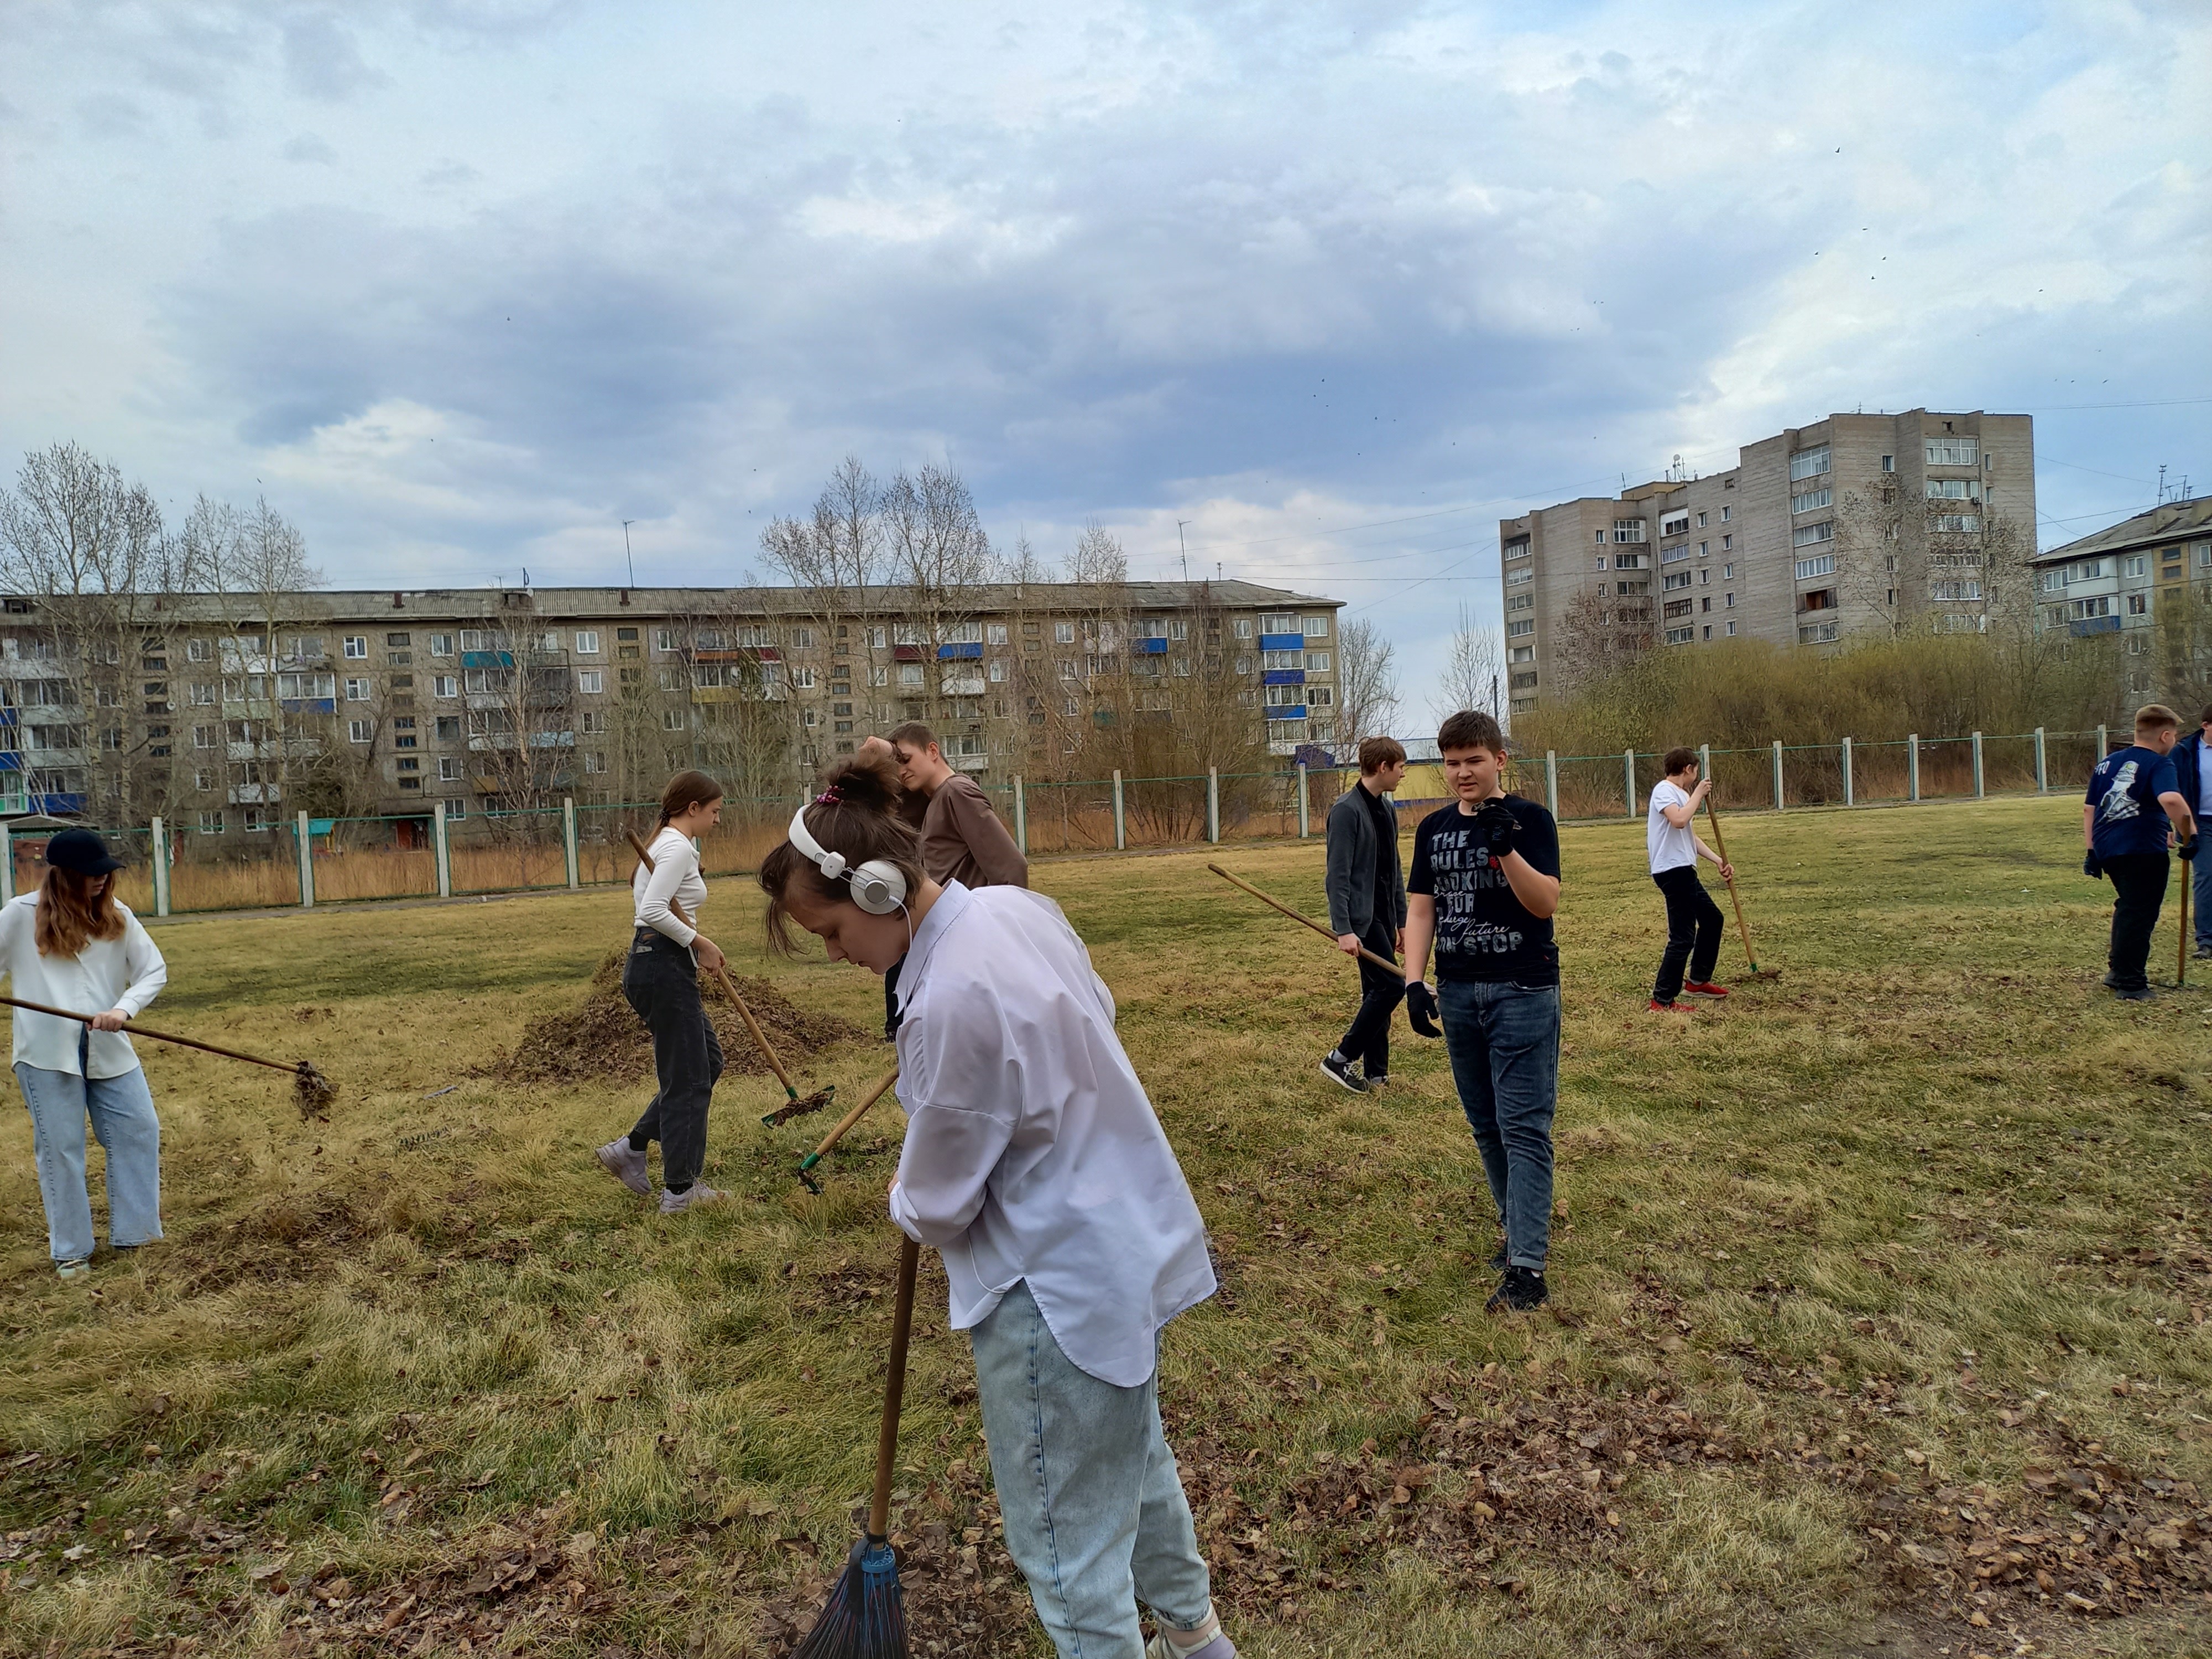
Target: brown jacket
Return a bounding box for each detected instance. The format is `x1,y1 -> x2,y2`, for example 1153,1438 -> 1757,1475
920,773 -> 1029,890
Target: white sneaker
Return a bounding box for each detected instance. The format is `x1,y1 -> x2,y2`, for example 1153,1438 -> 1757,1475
659,1184 -> 728,1215
1145,1632 -> 1235,1659
55,1258 -> 92,1280
597,1139 -> 651,1199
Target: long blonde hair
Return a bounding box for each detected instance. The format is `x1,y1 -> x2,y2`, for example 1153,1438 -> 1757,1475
35,865 -> 123,959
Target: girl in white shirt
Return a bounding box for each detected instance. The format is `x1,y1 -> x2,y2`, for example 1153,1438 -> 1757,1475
2,828 -> 169,1278
596,770 -> 732,1214
757,757 -> 1234,1659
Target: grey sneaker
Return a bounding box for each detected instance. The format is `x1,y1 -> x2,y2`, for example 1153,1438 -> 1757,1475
1145,1632 -> 1235,1659
55,1258 -> 92,1280
1363,1072 -> 1390,1089
597,1139 -> 651,1199
659,1184 -> 728,1215
1319,1052 -> 1366,1094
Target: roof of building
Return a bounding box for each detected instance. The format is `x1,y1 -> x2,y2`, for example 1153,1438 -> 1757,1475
2030,497 -> 2212,566
1,578 -> 1339,624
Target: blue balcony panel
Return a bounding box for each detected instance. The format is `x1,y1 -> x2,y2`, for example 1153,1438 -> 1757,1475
2068,616 -> 2120,637
936,641 -> 984,660
30,793 -> 86,815
0,709 -> 17,726
280,698 -> 337,714
461,651 -> 517,669
0,753 -> 19,770
1265,706 -> 1308,722
1261,669 -> 1307,687
1132,637 -> 1168,654
1258,633 -> 1306,651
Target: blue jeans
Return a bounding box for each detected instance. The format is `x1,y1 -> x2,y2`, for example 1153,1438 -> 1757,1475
2192,849 -> 2211,950
969,1281 -> 1213,1659
16,1059 -> 162,1264
1437,978 -> 1560,1271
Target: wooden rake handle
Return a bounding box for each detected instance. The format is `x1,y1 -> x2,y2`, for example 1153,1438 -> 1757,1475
1207,863 -> 1400,974
797,1066 -> 902,1191
0,993 -> 310,1077
1700,794 -> 1761,974
626,827 -> 799,1099
868,1233 -> 922,1541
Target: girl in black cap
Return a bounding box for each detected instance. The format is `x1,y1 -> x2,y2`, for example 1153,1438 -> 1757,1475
0,828 -> 169,1278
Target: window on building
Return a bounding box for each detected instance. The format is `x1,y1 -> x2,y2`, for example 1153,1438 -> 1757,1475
1665,626 -> 1694,645
1725,592 -> 1735,608
1925,478 -> 1980,500
1721,505 -> 1732,522
572,630 -> 600,655
1926,437 -> 1978,466
1508,645 -> 1535,664
1932,514 -> 1981,534
1788,447 -> 1831,482
1721,534 -> 1733,549
186,639 -> 212,662
577,670 -> 603,694
432,674 -> 456,698
1698,568 -> 1710,585
1611,520 -> 1646,544
343,677 -> 369,700
1303,615 -> 1329,638
343,636 -> 367,658
1798,619 -> 1840,644
988,659 -> 1008,682
1662,570 -> 1692,591
1507,619 -> 1535,637
1791,487 -> 1833,515
349,719 -> 372,743
1794,553 -> 1838,580
1881,455 -> 1895,473
1052,622 -> 1076,645
1695,512 -> 1708,528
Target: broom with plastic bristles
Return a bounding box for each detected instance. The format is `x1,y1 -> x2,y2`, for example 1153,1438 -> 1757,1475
790,1232 -> 921,1657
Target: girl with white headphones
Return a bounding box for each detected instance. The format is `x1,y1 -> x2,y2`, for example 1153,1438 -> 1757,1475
596,769 -> 731,1215
759,756 -> 1234,1659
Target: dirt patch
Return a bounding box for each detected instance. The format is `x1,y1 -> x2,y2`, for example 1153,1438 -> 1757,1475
496,948 -> 865,1086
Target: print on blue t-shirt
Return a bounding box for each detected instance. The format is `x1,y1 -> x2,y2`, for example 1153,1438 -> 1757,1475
2086,744 -> 2179,860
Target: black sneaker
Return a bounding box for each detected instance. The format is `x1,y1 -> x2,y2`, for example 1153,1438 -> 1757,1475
2114,985 -> 2155,1003
1363,1072 -> 1390,1090
1486,1265 -> 1548,1313
1319,1052 -> 1367,1094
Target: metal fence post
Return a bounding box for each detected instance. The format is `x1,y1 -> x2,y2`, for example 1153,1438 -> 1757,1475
150,817 -> 171,917
562,796 -> 580,889
1207,768 -> 1220,843
1908,734 -> 1921,802
2034,727 -> 2048,793
0,825 -> 12,903
1699,743 -> 1712,791
1841,737 -> 1854,807
1296,764 -> 1310,838
434,800 -> 452,899
1623,749 -> 1636,817
2096,723 -> 2108,760
1971,732 -> 1985,800
1112,770 -> 1126,851
1545,751 -> 1558,818
296,810 -> 315,909
1771,739 -> 1785,811
1013,775 -> 1027,857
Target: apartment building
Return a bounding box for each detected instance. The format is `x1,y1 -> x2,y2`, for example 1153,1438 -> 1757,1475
0,579 -> 1343,829
1498,409 -> 2037,711
2027,496 -> 2212,698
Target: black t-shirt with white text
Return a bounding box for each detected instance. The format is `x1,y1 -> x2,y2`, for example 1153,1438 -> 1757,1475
1406,795 -> 1561,986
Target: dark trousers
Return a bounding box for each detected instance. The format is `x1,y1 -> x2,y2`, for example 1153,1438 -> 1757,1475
1336,920 -> 1404,1078
2104,852 -> 2169,992
622,928 -> 724,1188
1651,865 -> 1724,1003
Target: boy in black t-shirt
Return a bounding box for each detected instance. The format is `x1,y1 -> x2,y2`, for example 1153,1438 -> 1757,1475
1402,709 -> 1562,1313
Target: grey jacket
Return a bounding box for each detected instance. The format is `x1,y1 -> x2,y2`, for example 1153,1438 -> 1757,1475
1324,783 -> 1406,938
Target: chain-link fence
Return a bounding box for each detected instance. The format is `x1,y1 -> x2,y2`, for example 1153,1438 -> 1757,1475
2,726 -> 2126,921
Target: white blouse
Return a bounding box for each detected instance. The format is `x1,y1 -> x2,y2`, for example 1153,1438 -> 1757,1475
0,893 -> 169,1078
886,881 -> 1216,1389
632,826 -> 707,946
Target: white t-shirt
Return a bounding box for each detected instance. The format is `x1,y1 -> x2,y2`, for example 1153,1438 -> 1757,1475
1647,780 -> 1699,874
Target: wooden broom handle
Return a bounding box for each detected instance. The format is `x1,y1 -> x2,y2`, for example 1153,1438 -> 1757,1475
627,827 -> 799,1097
0,993 -> 307,1076
1206,864 -> 1401,973
868,1233 -> 922,1540
1701,794 -> 1760,971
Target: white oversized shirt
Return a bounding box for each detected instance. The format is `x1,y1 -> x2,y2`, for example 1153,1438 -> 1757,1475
886,881 -> 1216,1388
632,826 -> 707,946
1646,780 -> 1698,874
0,894 -> 168,1077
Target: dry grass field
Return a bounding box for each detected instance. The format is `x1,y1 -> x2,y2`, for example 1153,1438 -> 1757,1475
3,794 -> 2210,1658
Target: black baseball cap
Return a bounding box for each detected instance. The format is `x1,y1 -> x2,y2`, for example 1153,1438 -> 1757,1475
44,828 -> 126,877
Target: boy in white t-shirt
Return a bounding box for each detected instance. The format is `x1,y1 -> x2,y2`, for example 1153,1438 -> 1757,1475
1646,747 -> 1733,1011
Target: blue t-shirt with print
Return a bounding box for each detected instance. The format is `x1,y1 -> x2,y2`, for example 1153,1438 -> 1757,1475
2086,744 -> 2179,859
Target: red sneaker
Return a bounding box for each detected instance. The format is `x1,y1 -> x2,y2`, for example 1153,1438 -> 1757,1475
1647,999 -> 1690,1013
1682,980 -> 1731,999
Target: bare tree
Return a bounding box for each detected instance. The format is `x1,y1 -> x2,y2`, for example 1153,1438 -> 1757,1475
1547,586 -> 1651,697
1431,608 -> 1505,723
1334,618 -> 1399,746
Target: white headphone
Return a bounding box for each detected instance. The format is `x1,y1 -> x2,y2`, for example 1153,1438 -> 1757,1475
786,802 -> 909,915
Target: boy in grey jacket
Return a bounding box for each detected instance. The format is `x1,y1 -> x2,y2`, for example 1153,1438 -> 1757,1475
1321,737 -> 1409,1092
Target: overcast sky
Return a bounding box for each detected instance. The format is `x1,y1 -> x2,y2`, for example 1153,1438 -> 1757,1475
3,0 -> 2206,722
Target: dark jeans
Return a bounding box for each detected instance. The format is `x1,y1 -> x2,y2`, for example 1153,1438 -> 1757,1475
1437,978 -> 1561,1271
1336,920 -> 1404,1078
1651,865 -> 1724,1003
2104,852 -> 2168,992
2192,849 -> 2211,950
622,928 -> 724,1188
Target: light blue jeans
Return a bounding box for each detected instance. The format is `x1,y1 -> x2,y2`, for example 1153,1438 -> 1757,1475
15,1060 -> 162,1264
1438,978 -> 1561,1271
969,1281 -> 1213,1659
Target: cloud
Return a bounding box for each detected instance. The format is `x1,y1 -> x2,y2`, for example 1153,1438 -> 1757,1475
283,132 -> 338,164
281,12 -> 389,101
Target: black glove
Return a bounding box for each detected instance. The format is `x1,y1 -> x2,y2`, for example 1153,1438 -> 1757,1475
1405,980 -> 1441,1039
2083,850 -> 2104,880
2181,836 -> 2199,864
1473,799 -> 1519,858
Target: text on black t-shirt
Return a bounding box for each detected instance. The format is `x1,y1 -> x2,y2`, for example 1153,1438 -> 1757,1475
1406,795 -> 1562,985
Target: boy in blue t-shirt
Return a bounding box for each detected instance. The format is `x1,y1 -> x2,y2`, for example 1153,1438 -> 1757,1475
2084,704 -> 2199,1000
